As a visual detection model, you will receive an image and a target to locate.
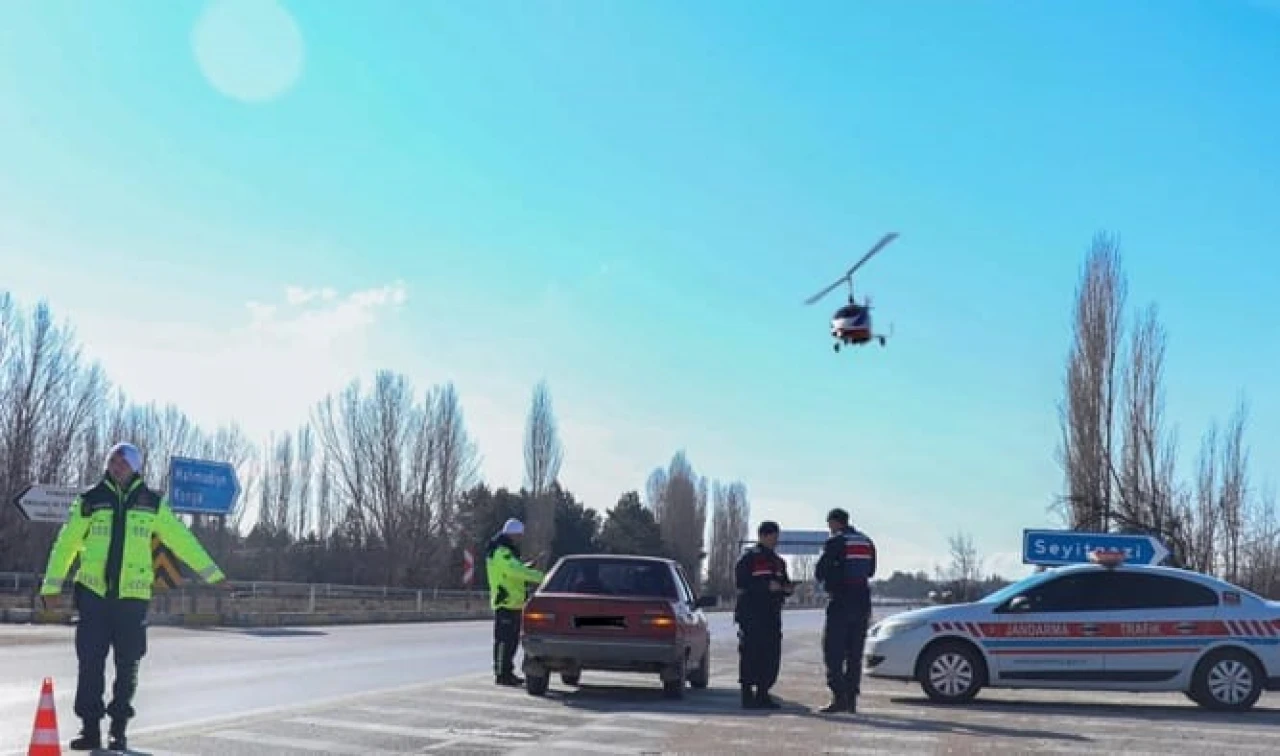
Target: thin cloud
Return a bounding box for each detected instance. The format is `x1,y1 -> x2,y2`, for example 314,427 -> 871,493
77,282 -> 409,443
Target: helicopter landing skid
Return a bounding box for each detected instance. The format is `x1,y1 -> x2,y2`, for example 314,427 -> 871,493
833,336 -> 887,352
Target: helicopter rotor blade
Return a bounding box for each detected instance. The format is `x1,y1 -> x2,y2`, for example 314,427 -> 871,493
802,231 -> 899,306
846,231 -> 899,279
803,277 -> 847,306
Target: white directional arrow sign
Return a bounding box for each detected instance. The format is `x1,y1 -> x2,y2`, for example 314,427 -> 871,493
12,484 -> 80,524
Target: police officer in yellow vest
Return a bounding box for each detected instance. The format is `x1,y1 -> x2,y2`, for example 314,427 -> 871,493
39,442 -> 227,752
485,518 -> 545,686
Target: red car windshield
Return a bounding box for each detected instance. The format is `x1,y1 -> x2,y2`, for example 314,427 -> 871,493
545,559 -> 678,600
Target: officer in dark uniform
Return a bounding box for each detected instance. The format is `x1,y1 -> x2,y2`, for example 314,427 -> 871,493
813,507 -> 877,714
734,521 -> 793,709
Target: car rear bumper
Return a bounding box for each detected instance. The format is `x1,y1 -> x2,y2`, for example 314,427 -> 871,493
522,634 -> 683,673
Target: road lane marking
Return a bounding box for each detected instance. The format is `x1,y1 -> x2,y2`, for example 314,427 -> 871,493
206,728 -> 377,754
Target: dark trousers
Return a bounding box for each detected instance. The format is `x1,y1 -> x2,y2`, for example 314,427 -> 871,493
822,601 -> 870,699
73,584 -> 149,724
737,613 -> 782,690
493,608 -> 522,677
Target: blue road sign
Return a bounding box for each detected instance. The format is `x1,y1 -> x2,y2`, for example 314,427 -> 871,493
168,456 -> 242,516
775,529 -> 831,556
1022,528 -> 1170,567
739,530 -> 831,556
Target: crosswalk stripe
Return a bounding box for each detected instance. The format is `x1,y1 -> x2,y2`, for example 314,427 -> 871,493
206,728 -> 377,754
576,723 -> 661,736
289,714 -> 538,746
526,740 -> 649,755
350,704 -> 570,733
408,696 -> 611,720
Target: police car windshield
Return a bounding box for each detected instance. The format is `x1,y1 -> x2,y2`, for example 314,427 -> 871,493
977,570 -> 1057,604
545,558 -> 678,600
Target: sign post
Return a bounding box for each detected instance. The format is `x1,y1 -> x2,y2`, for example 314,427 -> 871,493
1021,528 -> 1170,567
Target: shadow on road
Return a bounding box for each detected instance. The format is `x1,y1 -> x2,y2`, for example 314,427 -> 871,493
891,696 -> 1280,728
540,682 -> 837,721
853,712 -> 1089,743
187,626 -> 330,638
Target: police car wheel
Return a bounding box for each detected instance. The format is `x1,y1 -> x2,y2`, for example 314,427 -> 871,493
526,673 -> 549,697
1190,648 -> 1264,711
918,641 -> 983,703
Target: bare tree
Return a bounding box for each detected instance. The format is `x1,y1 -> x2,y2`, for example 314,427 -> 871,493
430,382 -> 481,542
294,425 -> 315,539
1217,398 -> 1250,582
1241,483 -> 1279,596
523,380 -> 563,559
791,553 -> 817,584
257,436 -> 278,533
315,448 -> 336,539
270,431 -> 295,535
0,297 -> 108,570
645,467 -> 668,514
1115,304 -> 1179,544
1179,423 -> 1221,573
650,451 -> 706,581
313,381 -> 372,542
946,531 -> 984,601
312,371 -> 433,583
1056,231 -> 1127,531
707,480 -> 750,599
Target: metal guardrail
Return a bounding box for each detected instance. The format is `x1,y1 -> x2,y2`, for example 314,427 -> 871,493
0,572 -> 925,616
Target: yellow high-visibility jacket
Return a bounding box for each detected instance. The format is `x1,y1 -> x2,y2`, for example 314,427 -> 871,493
40,474 -> 226,601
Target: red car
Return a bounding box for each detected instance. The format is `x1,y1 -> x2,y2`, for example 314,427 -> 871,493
520,554 -> 717,698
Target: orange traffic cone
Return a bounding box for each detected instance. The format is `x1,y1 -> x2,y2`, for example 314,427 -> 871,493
28,677 -> 61,756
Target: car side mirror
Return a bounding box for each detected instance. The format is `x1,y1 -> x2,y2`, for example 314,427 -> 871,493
694,595 -> 717,609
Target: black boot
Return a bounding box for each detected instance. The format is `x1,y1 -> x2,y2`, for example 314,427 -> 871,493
740,684 -> 756,708
68,720 -> 101,751
847,695 -> 858,714
819,694 -> 848,713
108,718 -> 128,751
754,688 -> 781,709
495,673 -> 524,686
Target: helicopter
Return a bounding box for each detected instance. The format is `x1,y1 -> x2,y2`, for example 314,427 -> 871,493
803,231 -> 899,352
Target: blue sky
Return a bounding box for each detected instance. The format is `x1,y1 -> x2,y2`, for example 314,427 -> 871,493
1,0 -> 1277,578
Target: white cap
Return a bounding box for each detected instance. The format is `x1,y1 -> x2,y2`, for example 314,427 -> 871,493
502,518 -> 525,536
106,443 -> 143,474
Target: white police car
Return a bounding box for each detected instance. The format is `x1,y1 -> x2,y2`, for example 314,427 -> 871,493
863,550 -> 1280,711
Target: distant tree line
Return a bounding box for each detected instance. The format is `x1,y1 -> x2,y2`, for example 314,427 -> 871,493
1056,233 -> 1278,597
0,292 -> 757,591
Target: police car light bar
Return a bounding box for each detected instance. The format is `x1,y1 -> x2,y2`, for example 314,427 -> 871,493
1089,548 -> 1127,568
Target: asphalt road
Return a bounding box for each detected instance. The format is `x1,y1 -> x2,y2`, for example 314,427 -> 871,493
2,608 -> 1277,754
